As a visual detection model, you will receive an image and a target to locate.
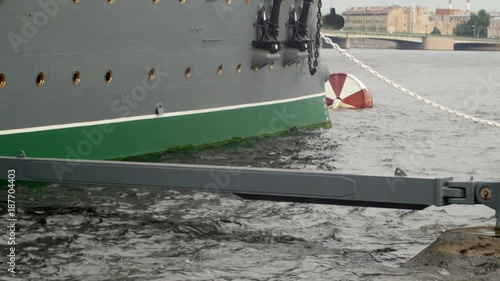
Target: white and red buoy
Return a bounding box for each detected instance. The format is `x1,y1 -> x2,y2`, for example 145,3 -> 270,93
325,73 -> 373,109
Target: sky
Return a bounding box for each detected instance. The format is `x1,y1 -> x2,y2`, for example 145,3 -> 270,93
324,0 -> 500,13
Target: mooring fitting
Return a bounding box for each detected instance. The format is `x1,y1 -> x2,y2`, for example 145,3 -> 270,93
474,184 -> 500,231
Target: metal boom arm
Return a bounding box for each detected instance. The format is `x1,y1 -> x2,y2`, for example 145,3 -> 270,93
0,155 -> 499,229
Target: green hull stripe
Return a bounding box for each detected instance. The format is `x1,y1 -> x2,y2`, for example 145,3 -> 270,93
0,96 -> 329,160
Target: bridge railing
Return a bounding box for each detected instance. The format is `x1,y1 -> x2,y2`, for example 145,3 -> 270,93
323,29 -> 500,43
322,29 -> 446,37
454,36 -> 500,42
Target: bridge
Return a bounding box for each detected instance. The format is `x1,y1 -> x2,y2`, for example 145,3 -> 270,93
322,30 -> 500,51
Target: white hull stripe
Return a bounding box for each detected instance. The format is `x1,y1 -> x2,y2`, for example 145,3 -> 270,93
0,93 -> 326,136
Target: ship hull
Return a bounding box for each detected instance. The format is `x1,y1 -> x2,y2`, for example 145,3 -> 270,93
0,93 -> 329,159
0,0 -> 330,159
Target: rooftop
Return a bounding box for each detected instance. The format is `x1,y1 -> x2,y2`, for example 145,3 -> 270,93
435,9 -> 461,16
343,6 -> 392,15
343,6 -> 430,16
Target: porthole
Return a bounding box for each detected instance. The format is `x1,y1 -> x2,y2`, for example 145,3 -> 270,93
73,71 -> 81,85
148,68 -> 155,81
105,70 -> 113,83
0,73 -> 5,88
36,72 -> 45,87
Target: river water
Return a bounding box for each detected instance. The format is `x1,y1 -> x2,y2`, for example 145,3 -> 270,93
1,48 -> 500,281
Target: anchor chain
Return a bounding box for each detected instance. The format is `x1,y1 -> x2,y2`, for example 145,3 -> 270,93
308,0 -> 322,75
321,34 -> 500,128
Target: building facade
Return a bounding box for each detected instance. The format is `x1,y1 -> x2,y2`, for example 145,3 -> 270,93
342,6 -> 431,34
488,18 -> 500,38
342,7 -> 390,32
341,6 -> 500,37
430,9 -> 471,35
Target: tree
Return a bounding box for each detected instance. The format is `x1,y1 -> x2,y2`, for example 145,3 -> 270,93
475,10 -> 491,37
430,27 -> 441,35
454,9 -> 490,37
454,22 -> 473,36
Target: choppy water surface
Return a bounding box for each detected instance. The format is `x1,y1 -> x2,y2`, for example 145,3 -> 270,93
2,49 -> 500,281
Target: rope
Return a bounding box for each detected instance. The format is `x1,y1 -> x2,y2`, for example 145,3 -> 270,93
321,34 -> 500,127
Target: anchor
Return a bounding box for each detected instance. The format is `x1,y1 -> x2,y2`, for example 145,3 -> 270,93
251,0 -> 282,70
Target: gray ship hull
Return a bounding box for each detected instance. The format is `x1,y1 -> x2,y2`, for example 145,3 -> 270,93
0,0 -> 331,159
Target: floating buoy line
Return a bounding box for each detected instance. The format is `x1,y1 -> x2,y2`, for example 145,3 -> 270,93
321,34 -> 500,128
